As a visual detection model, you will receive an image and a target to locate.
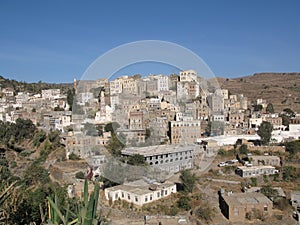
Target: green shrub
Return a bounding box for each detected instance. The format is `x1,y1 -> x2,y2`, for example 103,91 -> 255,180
75,171 -> 85,179
68,153 -> 80,160
177,196 -> 191,211
10,161 -> 17,168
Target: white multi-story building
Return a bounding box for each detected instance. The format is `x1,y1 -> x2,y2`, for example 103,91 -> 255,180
146,98 -> 161,111
155,74 -> 169,92
109,78 -> 123,95
42,89 -> 60,99
122,144 -> 194,173
110,94 -> 119,111
122,76 -> 138,95
207,91 -> 225,113
179,70 -> 197,82
15,92 -> 29,104
170,117 -> 201,144
249,117 -> 263,129
221,89 -> 229,100
211,114 -> 225,122
177,81 -> 189,99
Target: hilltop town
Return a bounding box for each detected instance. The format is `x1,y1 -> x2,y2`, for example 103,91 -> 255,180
1,70 -> 300,224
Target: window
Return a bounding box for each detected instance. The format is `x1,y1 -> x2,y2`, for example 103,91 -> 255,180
157,192 -> 160,198
135,196 -> 138,202
128,194 -> 130,200
264,206 -> 268,212
234,207 -> 239,216
145,196 -> 148,202
121,192 -> 124,198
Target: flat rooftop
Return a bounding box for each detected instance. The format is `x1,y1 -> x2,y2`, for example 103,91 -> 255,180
237,166 -> 275,171
250,155 -> 280,160
223,192 -> 272,206
105,180 -> 175,196
122,144 -> 195,157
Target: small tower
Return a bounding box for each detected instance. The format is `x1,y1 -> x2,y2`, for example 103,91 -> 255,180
73,78 -> 77,90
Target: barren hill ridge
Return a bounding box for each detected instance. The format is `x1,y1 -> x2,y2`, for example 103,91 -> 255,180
217,72 -> 300,113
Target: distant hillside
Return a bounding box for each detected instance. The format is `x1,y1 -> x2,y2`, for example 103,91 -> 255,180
0,75 -> 72,94
217,73 -> 300,113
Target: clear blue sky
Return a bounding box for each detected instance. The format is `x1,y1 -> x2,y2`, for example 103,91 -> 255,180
0,0 -> 300,83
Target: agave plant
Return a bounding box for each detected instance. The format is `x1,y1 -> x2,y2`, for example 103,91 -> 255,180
46,179 -> 108,225
0,166 -> 18,225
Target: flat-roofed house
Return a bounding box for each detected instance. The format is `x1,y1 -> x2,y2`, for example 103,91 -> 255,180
220,191 -> 273,223
104,180 -> 176,206
249,155 -> 281,167
236,166 -> 275,177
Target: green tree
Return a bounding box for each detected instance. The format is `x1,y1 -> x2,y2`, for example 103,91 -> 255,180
33,130 -> 46,147
283,166 -> 300,181
67,88 -> 75,111
257,121 -> 273,145
75,171 -> 85,179
193,206 -> 214,222
283,108 -> 295,117
266,103 -> 275,113
104,122 -> 120,133
127,154 -> 146,166
68,153 -> 81,160
281,108 -> 295,130
23,162 -> 49,186
254,104 -> 263,112
260,185 -> 278,200
106,133 -> 125,156
285,140 -> 300,155
281,114 -> 290,128
239,144 -> 248,155
177,196 -> 191,211
179,170 -> 197,193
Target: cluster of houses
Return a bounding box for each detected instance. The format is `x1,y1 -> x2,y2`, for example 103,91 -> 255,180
1,70 -> 300,223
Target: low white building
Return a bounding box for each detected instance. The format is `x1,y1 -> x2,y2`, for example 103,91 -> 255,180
236,166 -> 275,178
289,124 -> 300,133
104,180 -> 176,206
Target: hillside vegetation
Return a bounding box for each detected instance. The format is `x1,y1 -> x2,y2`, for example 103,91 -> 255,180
0,75 -> 72,94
